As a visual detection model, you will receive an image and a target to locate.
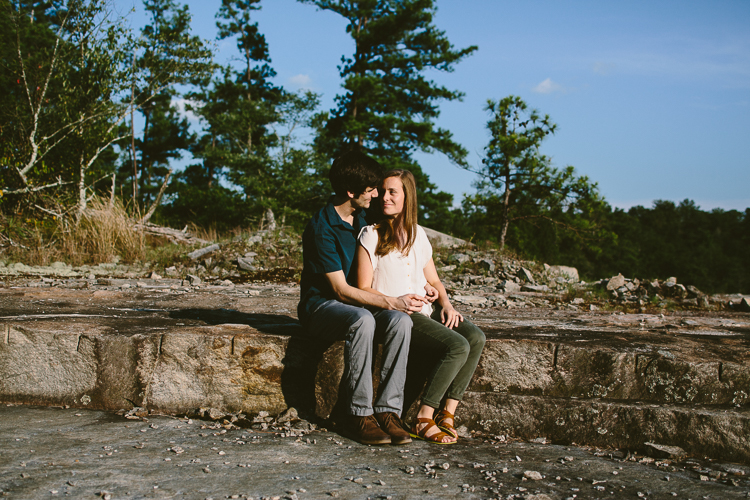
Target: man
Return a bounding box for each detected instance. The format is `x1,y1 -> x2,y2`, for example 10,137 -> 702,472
298,149 -> 426,445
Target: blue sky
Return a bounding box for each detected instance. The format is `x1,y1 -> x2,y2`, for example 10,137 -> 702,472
119,0 -> 750,211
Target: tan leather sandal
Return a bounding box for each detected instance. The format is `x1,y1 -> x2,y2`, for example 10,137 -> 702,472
434,409 -> 458,439
409,417 -> 456,444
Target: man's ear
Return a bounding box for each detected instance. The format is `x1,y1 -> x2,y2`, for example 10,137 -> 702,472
346,191 -> 356,200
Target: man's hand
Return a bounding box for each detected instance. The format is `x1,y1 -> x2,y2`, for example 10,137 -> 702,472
440,305 -> 464,329
392,294 -> 428,314
424,283 -> 439,303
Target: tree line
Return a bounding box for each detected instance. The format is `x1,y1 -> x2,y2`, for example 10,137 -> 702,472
1,0 -> 748,293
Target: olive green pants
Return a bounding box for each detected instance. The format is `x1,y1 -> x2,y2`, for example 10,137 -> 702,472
409,305 -> 486,409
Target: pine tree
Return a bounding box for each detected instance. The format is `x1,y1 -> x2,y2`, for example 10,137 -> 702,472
299,0 -> 476,224
465,96 -> 608,253
123,0 -> 213,211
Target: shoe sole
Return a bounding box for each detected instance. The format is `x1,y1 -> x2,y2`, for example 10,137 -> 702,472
436,424 -> 459,439
390,436 -> 412,445
358,437 -> 392,445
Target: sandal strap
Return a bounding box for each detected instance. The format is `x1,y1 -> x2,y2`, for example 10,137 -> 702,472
437,409 -> 455,419
411,419 -> 452,443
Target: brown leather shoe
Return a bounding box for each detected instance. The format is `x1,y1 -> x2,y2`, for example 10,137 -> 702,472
347,415 -> 391,445
374,412 -> 412,445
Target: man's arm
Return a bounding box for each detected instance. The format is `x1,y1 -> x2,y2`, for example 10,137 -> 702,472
327,248 -> 425,314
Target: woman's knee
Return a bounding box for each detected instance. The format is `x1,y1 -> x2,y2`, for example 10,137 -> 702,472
462,323 -> 486,349
450,335 -> 471,360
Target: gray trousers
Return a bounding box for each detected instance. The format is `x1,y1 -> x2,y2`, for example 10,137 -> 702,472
306,300 -> 412,416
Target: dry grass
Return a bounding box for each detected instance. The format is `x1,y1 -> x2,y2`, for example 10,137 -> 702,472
61,197 -> 145,264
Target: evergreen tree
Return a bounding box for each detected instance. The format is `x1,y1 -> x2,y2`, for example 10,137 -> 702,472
122,0 -> 213,211
298,0 -> 476,224
465,96 -> 607,253
176,0 -> 282,226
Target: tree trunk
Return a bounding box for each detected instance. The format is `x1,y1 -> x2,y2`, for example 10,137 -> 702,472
130,52 -> 138,209
499,166 -> 512,252
76,154 -> 87,221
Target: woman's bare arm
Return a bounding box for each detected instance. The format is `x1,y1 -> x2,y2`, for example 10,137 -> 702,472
424,258 -> 464,328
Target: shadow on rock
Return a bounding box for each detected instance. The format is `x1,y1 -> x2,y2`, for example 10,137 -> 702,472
169,308 -> 302,336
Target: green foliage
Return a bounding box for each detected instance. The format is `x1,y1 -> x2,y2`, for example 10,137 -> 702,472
120,0 -> 214,210
1,0 -> 133,212
299,0 -> 476,223
463,96 -> 611,268
592,201 -> 750,293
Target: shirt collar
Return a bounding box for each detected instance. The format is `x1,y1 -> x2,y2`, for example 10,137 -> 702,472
325,197 -> 362,230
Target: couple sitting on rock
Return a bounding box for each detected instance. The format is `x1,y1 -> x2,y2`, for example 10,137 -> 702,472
297,150 -> 486,445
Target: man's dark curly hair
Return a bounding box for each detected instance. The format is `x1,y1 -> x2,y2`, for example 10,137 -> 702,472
329,149 -> 384,197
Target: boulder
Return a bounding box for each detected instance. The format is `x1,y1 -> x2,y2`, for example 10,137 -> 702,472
422,227 -> 470,248
497,281 -> 521,293
547,265 -> 579,282
517,267 -> 535,283
237,256 -> 257,272
449,253 -> 471,265
606,274 -> 626,291
478,259 -> 496,272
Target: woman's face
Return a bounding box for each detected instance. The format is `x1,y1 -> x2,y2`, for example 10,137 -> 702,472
381,176 -> 405,217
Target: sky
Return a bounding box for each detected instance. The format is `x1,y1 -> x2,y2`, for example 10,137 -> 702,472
118,0 -> 750,212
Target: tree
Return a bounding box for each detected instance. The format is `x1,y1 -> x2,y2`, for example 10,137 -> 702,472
122,0 -> 214,213
1,0 -> 133,218
298,0 -> 476,224
175,0 -> 283,227
465,95 -> 607,253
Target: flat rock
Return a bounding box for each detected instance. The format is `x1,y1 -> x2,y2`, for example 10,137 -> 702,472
1,281 -> 749,463
644,442 -> 687,459
422,226 -> 470,248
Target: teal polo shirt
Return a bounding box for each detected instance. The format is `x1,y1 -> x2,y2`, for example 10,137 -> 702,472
298,200 -> 367,326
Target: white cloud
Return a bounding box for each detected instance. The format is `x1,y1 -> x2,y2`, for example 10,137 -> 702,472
288,73 -> 313,89
171,98 -> 201,122
532,78 -> 564,94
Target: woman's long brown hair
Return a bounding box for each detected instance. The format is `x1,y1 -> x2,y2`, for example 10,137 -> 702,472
375,170 -> 418,257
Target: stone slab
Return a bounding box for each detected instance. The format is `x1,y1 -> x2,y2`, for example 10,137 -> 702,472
1,283 -> 749,463
1,405 -> 749,500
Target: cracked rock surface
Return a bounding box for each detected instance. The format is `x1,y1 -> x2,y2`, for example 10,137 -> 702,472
1,405 -> 749,500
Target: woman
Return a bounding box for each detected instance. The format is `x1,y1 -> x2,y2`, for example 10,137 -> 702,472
356,169 -> 486,444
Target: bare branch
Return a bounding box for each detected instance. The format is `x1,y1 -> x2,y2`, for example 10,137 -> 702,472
33,204 -> 64,219
2,177 -> 74,195
17,10 -> 70,181
139,169 -> 172,224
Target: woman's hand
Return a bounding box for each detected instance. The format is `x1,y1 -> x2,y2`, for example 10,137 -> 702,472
424,283 -> 439,303
440,305 -> 463,329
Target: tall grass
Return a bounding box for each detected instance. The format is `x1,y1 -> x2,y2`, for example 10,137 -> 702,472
63,197 -> 145,264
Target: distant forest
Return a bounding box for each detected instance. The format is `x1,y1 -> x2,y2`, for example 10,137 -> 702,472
1,0 -> 748,293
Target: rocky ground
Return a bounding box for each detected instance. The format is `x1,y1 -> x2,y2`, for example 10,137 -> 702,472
1,405 -> 749,500
1,228 -> 748,315
2,228 -> 749,498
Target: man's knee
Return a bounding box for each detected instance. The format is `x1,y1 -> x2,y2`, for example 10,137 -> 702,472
348,309 -> 376,339
380,310 -> 412,338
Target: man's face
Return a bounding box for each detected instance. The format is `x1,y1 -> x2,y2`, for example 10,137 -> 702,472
349,186 -> 379,210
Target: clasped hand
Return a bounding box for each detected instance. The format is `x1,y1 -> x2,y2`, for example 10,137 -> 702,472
395,293 -> 428,314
